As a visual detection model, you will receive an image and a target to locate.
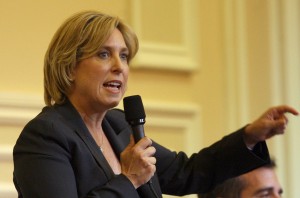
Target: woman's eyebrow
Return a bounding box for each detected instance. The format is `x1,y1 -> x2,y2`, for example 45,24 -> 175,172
101,45 -> 129,52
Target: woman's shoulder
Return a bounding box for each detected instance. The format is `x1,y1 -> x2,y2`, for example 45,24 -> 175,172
23,106 -> 63,127
20,104 -> 78,142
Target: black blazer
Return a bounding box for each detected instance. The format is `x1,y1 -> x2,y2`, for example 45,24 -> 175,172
13,101 -> 270,198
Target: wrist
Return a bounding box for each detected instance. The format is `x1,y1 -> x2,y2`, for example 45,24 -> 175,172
244,125 -> 259,150
123,173 -> 140,189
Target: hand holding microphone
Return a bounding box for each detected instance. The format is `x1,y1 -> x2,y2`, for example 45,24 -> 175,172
120,95 -> 157,189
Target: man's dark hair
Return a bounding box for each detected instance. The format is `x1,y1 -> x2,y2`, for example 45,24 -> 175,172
198,159 -> 276,198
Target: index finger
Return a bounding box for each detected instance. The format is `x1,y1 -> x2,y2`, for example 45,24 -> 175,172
135,136 -> 153,150
275,105 -> 299,115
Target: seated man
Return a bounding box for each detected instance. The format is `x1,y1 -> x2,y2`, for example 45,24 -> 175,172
198,159 -> 282,198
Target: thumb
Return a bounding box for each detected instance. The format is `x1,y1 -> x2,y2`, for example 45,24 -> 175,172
128,134 -> 136,147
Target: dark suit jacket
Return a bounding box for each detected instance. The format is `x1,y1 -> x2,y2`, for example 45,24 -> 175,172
13,101 -> 270,198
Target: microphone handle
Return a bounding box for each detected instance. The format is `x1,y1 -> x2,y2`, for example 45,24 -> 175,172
132,125 -> 145,143
131,125 -> 160,198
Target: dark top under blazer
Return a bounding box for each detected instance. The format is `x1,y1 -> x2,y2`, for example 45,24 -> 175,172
13,100 -> 270,198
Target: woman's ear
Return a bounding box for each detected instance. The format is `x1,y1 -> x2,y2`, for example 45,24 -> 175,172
69,68 -> 76,82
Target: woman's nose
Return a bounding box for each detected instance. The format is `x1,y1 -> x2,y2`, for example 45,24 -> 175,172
112,56 -> 124,72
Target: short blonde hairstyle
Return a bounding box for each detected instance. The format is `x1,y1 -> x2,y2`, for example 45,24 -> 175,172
44,10 -> 139,106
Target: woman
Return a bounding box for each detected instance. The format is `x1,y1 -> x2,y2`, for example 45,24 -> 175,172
13,10 -> 298,198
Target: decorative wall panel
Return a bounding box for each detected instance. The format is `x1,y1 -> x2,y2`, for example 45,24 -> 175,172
130,0 -> 200,72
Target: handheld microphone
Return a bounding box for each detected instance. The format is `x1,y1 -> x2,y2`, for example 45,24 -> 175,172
123,95 -> 161,198
123,95 -> 146,143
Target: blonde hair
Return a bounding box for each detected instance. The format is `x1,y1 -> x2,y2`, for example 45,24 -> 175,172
44,10 -> 139,106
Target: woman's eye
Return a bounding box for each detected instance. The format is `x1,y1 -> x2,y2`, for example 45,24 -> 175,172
120,53 -> 128,61
98,51 -> 109,59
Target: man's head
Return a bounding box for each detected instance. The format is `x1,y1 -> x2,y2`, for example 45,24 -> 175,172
199,160 -> 282,198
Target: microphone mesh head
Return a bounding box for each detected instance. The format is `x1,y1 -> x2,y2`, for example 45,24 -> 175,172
123,95 -> 146,122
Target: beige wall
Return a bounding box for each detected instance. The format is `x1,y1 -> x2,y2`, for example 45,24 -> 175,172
1,0 -> 300,198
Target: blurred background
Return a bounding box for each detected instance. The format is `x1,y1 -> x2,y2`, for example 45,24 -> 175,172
0,0 -> 299,197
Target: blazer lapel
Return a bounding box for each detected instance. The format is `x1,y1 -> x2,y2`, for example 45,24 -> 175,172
102,118 -> 130,159
54,101 -> 115,179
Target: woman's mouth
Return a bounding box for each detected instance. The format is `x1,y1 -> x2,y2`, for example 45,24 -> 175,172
103,81 -> 122,91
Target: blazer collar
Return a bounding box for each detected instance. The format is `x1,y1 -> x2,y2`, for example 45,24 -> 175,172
102,118 -> 127,159
53,100 -> 116,179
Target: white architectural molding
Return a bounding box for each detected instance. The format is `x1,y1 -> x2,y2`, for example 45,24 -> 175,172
130,0 -> 200,72
0,145 -> 13,162
0,147 -> 16,197
234,0 -> 249,124
0,182 -> 17,198
223,0 -> 249,131
268,0 -> 291,195
144,101 -> 202,156
0,93 -> 43,125
0,93 -> 43,198
223,0 -> 238,131
266,1 -> 300,198
280,1 -> 300,198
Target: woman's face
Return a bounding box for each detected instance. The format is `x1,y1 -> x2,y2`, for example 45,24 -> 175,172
69,28 -> 129,112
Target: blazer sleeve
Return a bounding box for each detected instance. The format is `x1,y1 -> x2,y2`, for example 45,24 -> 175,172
153,126 -> 270,195
105,108 -> 271,196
